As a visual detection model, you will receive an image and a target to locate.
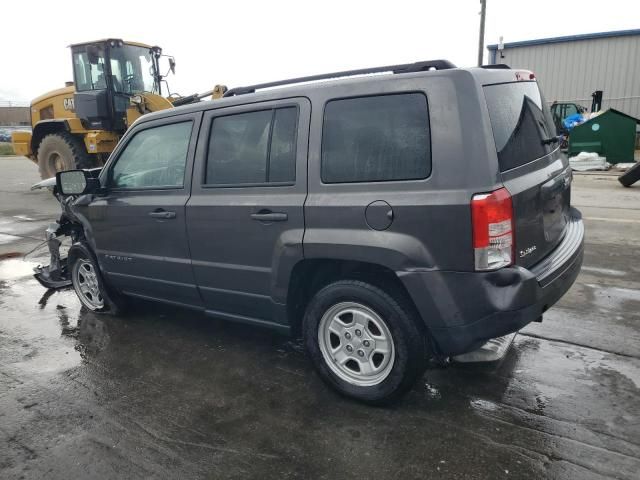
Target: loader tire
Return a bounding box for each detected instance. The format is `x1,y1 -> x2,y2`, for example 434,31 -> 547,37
618,162 -> 640,188
36,132 -> 95,180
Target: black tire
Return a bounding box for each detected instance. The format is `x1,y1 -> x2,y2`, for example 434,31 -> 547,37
619,162 -> 640,188
303,280 -> 427,405
36,132 -> 95,180
68,243 -> 126,315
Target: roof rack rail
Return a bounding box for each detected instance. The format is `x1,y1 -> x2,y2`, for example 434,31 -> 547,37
481,64 -> 511,69
223,59 -> 457,97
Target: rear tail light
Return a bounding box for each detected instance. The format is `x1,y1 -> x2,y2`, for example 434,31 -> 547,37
471,187 -> 514,271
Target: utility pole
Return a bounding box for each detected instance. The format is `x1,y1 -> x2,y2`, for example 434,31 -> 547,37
477,0 -> 487,66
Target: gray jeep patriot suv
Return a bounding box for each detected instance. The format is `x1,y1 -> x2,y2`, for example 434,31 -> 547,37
42,60 -> 584,404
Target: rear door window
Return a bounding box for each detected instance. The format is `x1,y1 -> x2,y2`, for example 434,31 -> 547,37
269,108 -> 298,182
484,81 -> 557,172
206,107 -> 298,185
321,93 -> 431,183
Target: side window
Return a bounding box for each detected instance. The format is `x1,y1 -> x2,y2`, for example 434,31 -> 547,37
269,107 -> 298,182
111,122 -> 192,189
110,59 -> 122,91
564,104 -> 578,118
322,93 -> 431,183
205,107 -> 297,185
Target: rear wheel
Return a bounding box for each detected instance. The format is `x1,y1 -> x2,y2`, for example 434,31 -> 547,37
36,132 -> 95,179
303,280 -> 427,405
318,301 -> 396,386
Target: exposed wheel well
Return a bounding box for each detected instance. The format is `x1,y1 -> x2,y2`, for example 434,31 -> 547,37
67,239 -> 92,270
286,259 -> 421,336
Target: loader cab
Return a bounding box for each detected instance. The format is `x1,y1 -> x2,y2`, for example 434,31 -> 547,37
71,39 -> 163,132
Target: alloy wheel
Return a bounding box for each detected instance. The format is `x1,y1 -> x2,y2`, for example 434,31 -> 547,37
318,302 -> 395,387
73,259 -> 104,310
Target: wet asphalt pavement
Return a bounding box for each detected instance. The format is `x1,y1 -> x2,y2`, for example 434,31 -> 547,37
1,157 -> 639,479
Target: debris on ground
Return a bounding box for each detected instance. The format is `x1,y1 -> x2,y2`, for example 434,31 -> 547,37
618,161 -> 640,187
569,151 -> 609,171
614,162 -> 638,171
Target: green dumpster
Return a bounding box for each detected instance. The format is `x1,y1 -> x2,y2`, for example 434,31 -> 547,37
568,109 -> 639,164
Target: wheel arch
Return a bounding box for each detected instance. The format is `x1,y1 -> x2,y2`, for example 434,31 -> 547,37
285,258 -> 423,336
67,241 -> 95,271
64,217 -> 100,268
31,120 -> 71,155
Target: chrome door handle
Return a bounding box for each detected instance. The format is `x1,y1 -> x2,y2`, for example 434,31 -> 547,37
148,210 -> 176,219
250,211 -> 288,222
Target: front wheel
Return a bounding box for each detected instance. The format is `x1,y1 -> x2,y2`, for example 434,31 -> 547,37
69,244 -> 125,315
303,280 -> 427,405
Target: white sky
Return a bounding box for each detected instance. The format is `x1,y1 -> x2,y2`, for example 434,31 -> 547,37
1,0 -> 638,103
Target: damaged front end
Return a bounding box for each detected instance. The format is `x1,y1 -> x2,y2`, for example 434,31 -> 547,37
30,174 -> 95,289
33,221 -> 74,289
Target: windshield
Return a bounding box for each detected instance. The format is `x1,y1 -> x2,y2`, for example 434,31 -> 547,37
110,45 -> 157,94
72,44 -> 158,94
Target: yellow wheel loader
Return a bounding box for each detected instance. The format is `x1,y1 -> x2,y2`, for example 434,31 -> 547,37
12,39 -> 226,179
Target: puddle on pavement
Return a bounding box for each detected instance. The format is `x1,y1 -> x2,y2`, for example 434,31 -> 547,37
0,258 -> 39,280
0,216 -> 23,235
0,214 -> 50,241
1,258 -> 84,374
423,382 -> 442,400
12,215 -> 37,221
0,233 -> 22,245
0,257 -> 637,479
581,265 -> 627,277
583,283 -> 640,313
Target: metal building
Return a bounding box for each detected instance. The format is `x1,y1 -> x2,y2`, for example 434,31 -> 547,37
0,105 -> 30,126
487,29 -> 640,119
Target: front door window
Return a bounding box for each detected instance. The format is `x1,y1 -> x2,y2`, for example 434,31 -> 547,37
110,122 -> 193,189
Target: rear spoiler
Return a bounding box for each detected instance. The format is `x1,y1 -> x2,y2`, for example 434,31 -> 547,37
481,64 -> 511,69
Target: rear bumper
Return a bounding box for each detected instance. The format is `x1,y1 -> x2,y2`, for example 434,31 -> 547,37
399,208 -> 584,356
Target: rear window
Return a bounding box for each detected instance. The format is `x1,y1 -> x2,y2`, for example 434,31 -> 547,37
484,81 -> 557,172
322,93 -> 430,183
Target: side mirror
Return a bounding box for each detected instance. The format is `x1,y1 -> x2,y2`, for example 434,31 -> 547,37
168,57 -> 176,74
56,170 -> 99,196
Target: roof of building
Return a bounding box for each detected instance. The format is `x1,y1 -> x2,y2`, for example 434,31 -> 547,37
487,28 -> 640,51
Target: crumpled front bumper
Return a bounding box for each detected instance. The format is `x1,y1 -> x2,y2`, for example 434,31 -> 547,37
33,222 -> 72,289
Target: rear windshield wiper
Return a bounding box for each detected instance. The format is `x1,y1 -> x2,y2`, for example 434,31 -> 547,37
541,135 -> 562,145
